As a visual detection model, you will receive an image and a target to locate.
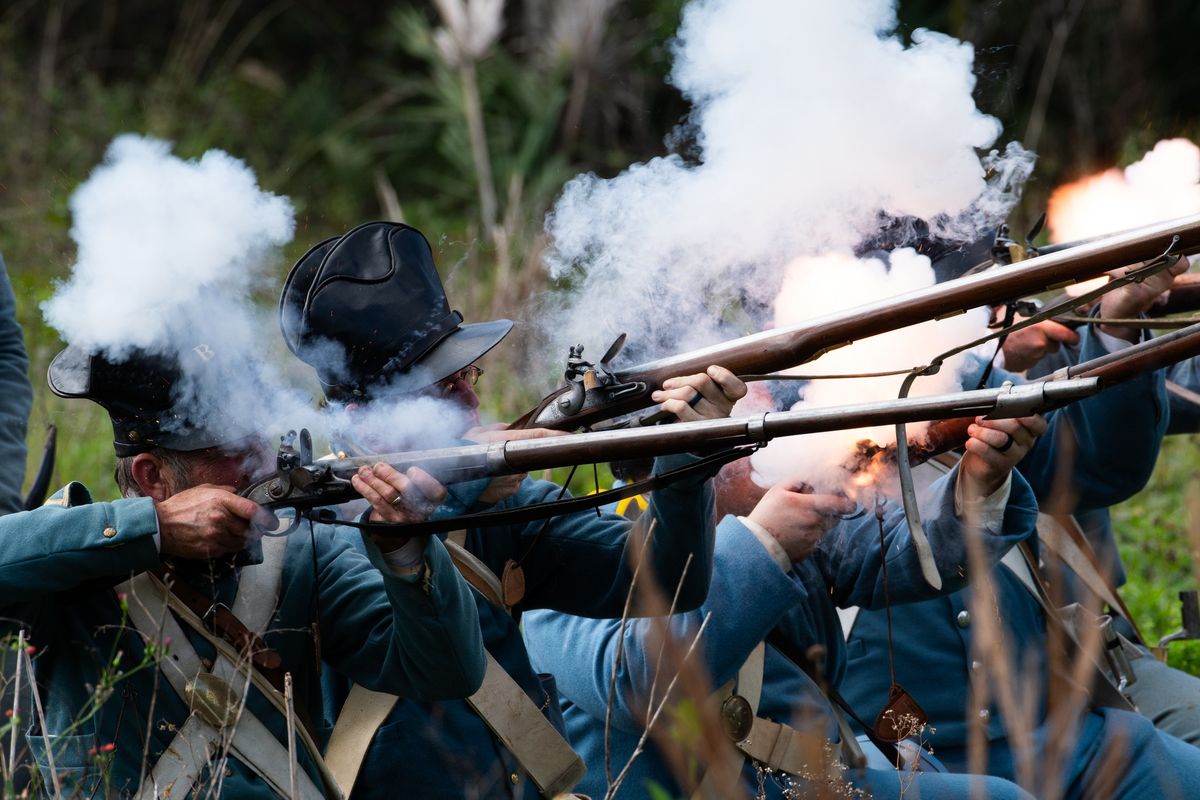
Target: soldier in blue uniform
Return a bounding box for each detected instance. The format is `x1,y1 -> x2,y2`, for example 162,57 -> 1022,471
521,400 -> 1046,798
278,221 -> 743,799
842,264 -> 1200,796
970,260 -> 1200,750
0,251 -> 30,515
0,343 -> 486,798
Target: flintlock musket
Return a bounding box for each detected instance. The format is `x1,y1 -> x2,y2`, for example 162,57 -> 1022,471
517,214 -> 1200,432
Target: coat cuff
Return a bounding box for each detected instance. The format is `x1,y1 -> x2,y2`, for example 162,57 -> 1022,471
737,515 -> 792,570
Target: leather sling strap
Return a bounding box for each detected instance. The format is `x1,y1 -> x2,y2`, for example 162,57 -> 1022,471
327,530 -> 586,799
121,536 -> 339,799
1001,545 -> 1135,712
1034,513 -> 1146,643
445,530 -> 507,608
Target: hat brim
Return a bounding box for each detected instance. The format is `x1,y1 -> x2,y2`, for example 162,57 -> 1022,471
370,318 -> 514,395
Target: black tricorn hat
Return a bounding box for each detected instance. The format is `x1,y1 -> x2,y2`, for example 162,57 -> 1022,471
48,344 -> 252,457
279,221 -> 512,400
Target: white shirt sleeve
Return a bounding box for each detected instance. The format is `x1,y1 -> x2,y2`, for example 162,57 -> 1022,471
954,471 -> 1012,532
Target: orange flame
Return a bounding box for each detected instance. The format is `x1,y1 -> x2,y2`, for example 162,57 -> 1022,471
1047,139 -> 1200,295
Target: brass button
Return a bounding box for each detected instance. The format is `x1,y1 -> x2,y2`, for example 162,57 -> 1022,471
102,526 -> 117,538
509,773 -> 519,785
979,708 -> 991,721
956,610 -> 971,628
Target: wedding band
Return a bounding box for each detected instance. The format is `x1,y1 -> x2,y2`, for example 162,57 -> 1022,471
390,494 -> 406,508
996,433 -> 1015,453
687,391 -> 704,408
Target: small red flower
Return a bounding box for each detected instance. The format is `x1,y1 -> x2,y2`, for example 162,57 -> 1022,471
24,645 -> 35,656
101,743 -> 115,753
4,709 -> 15,717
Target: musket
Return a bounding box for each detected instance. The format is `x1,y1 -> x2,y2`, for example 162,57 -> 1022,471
519,213 -> 1200,432
243,377 -> 1101,521
857,319 -> 1200,469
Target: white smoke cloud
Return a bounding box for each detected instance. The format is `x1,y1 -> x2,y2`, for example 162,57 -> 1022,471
749,249 -> 991,488
541,0 -> 1026,486
43,135 -> 472,460
543,0 -> 1022,359
44,135 -> 294,357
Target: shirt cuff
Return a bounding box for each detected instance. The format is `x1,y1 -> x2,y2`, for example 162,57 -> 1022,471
738,516 -> 792,571
954,471 -> 1012,532
381,535 -> 428,576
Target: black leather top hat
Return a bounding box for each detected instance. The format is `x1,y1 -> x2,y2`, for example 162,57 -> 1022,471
48,345 -> 253,457
280,221 -> 512,399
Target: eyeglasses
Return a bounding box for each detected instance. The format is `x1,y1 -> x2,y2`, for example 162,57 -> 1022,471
437,364 -> 483,397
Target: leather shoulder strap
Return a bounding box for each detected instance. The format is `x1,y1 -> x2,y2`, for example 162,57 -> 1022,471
1035,513 -> 1145,642
444,531 -> 507,611
120,571 -> 337,799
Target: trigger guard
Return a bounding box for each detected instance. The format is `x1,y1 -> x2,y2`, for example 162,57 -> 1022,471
258,513 -> 301,538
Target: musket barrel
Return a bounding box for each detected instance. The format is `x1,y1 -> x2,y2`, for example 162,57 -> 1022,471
529,213 -> 1200,429
488,378 -> 1101,474
246,378 -> 1102,510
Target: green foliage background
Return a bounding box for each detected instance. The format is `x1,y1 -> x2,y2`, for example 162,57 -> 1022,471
2,1 -> 1199,667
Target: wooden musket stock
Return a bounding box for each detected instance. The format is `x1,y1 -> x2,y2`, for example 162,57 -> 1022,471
521,214 -> 1200,431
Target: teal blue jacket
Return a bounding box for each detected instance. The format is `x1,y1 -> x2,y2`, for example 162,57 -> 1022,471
0,252 -> 30,515
0,483 -> 485,798
322,452 -> 717,799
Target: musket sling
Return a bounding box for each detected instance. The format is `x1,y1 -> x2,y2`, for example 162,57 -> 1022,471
120,535 -> 340,799
325,531 -> 586,799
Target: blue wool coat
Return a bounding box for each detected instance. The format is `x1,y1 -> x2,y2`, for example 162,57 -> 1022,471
1019,326 -> 1170,588
0,252 -> 31,515
0,483 -> 485,798
842,326 -> 1171,785
521,465 -> 1039,799
322,452 -> 717,799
